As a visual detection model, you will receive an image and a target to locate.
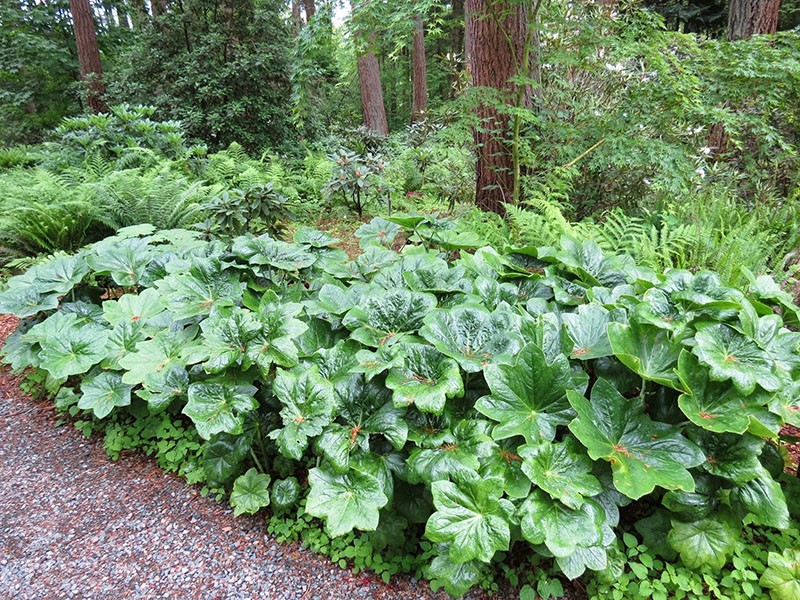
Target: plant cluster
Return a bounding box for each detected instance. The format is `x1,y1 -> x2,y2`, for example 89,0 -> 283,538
326,149 -> 390,216
1,218 -> 799,597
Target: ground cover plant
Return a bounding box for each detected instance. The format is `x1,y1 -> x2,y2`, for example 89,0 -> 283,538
1,217 -> 799,597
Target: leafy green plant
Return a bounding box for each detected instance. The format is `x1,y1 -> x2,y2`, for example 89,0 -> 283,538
326,149 -> 390,216
2,219 -> 799,597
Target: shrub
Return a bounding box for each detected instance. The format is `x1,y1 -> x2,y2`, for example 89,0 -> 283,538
1,221 -> 798,597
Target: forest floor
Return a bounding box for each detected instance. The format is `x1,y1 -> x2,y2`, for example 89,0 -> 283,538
0,314 -> 512,600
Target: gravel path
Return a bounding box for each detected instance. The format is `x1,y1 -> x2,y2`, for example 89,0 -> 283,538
0,314 -> 507,600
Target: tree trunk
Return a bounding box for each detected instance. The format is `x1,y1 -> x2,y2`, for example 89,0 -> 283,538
291,0 -> 302,32
411,16 -> 427,123
709,0 -> 780,154
357,50 -> 389,136
303,0 -> 315,22
727,0 -> 780,40
466,0 -> 530,214
151,0 -> 167,17
70,0 -> 108,113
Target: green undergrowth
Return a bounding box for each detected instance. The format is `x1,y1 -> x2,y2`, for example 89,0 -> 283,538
2,216 -> 800,598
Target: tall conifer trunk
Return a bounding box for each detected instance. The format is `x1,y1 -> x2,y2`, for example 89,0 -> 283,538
357,48 -> 389,136
303,0 -> 315,22
466,0 -> 530,214
728,0 -> 780,40
411,16 -> 427,123
70,0 -> 108,113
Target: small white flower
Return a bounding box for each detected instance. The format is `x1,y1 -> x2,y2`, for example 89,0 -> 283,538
605,62 -> 624,72
695,167 -> 706,178
699,146 -> 712,155
643,178 -> 652,185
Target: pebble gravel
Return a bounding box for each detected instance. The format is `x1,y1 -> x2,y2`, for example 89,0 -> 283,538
0,315 -> 517,600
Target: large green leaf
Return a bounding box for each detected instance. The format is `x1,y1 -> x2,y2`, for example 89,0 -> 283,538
305,465 -> 389,537
519,437 -> 602,509
729,470 -> 790,529
760,550 -> 800,600
77,371 -> 133,419
687,429 -> 764,484
420,306 -> 522,372
157,257 -> 243,319
202,433 -> 251,485
403,263 -> 471,294
271,477 -> 301,511
354,217 -> 401,249
563,304 -> 625,360
269,367 -> 335,460
692,324 -> 781,394
182,382 -> 258,440
425,472 -> 512,564
608,321 -> 681,389
518,489 -> 606,558
102,288 -> 165,328
199,307 -> 262,373
667,517 -> 738,570
479,439 -> 531,499
230,468 -> 271,517
677,352 -> 775,434
0,286 -> 60,318
343,289 -> 436,347
86,237 -> 154,286
568,379 -> 705,499
477,344 -> 578,443
119,326 -> 198,387
134,365 -> 189,411
407,421 -> 495,484
28,312 -> 109,379
385,344 -> 463,414
293,226 -> 339,248
425,553 -> 485,598
232,235 -> 316,270
24,255 -> 90,295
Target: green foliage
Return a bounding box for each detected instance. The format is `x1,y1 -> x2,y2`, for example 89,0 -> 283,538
326,149 -> 390,216
108,0 -> 295,152
3,218 -> 800,597
588,523 -> 800,600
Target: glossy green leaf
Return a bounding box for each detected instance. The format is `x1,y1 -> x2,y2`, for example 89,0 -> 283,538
563,304 -> 625,360
425,472 -> 512,563
102,288 -> 165,328
86,237 -> 153,286
271,477 -> 301,510
420,306 -> 522,372
232,235 -> 316,270
344,289 -> 436,347
269,367 -> 335,460
78,371 -> 133,419
305,465 -> 389,537
293,226 -> 339,248
355,217 -> 401,249
230,468 -> 271,516
477,344 -> 578,443
29,312 -> 109,379
407,421 -> 494,484
608,321 -> 681,389
157,257 -> 243,319
199,307 -> 262,373
202,433 -> 251,486
518,489 -> 606,558
760,550 -> 800,600
667,517 -> 738,570
687,429 -> 764,484
568,379 -> 705,499
425,553 -> 485,598
385,344 -> 463,414
692,324 -> 781,394
119,326 -> 197,387
729,470 -> 790,529
677,351 -> 774,434
520,437 -> 602,509
183,382 -> 258,440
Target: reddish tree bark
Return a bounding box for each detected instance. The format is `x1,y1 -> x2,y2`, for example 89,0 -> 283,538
466,0 -> 530,214
709,0 -> 781,154
70,0 -> 108,113
303,0 -> 315,22
727,0 -> 780,40
451,0 -> 465,57
411,16 -> 427,122
357,49 -> 389,136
